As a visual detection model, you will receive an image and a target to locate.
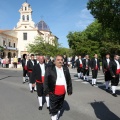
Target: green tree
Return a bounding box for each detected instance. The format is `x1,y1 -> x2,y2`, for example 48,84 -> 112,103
87,0 -> 120,43
87,0 -> 120,31
27,36 -> 73,56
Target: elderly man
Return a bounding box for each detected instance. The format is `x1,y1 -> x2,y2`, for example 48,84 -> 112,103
32,56 -> 50,110
44,55 -> 72,120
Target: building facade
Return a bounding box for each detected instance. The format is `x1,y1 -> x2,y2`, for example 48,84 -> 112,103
0,30 -> 18,58
0,1 -> 58,58
14,2 -> 58,57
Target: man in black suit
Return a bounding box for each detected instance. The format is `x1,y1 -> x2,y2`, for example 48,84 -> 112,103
45,56 -> 53,67
32,56 -> 50,110
76,55 -> 83,79
83,55 -> 91,81
91,54 -> 100,86
63,55 -> 68,67
27,54 -> 37,92
109,55 -> 120,97
21,54 -> 29,84
44,55 -> 72,120
102,54 -> 112,91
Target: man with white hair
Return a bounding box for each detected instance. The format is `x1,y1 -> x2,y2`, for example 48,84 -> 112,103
44,55 -> 72,120
32,55 -> 50,110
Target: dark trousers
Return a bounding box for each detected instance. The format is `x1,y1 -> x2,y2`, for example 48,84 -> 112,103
111,75 -> 119,86
13,63 -> 17,68
6,64 -> 9,68
23,69 -> 28,77
92,70 -> 98,79
50,94 -> 65,116
77,67 -> 83,73
36,83 -> 44,97
83,69 -> 89,76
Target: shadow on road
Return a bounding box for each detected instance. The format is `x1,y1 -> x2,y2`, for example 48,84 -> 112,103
90,101 -> 120,120
0,76 -> 10,80
59,100 -> 70,119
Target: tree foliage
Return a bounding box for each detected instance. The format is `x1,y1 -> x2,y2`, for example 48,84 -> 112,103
27,36 -> 72,57
67,20 -> 120,58
87,0 -> 120,31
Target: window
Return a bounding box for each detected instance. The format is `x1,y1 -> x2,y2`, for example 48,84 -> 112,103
23,33 -> 27,40
22,15 -> 25,21
27,15 -> 29,21
13,43 -> 15,48
3,40 -> 5,46
25,7 -> 27,11
9,42 -> 11,47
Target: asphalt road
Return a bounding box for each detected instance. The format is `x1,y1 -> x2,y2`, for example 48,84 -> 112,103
0,68 -> 120,120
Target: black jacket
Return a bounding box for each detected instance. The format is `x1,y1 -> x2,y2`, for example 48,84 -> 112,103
102,59 -> 111,73
31,63 -> 47,84
82,59 -> 91,69
76,59 -> 83,68
91,58 -> 100,70
21,59 -> 27,68
109,60 -> 120,76
46,60 -> 53,68
27,59 -> 37,71
44,65 -> 72,95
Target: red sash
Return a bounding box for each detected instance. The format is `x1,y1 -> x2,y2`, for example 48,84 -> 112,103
24,66 -> 28,70
41,76 -> 44,83
36,76 -> 44,83
54,85 -> 65,95
116,69 -> 120,74
28,70 -> 32,73
80,64 -> 83,68
95,65 -> 98,70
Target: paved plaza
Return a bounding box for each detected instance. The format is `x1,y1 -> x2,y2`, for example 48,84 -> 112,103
0,68 -> 120,120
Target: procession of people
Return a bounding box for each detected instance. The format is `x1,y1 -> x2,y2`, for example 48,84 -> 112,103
19,53 -> 120,120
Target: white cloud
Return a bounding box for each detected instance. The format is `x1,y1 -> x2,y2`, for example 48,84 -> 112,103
76,8 -> 94,30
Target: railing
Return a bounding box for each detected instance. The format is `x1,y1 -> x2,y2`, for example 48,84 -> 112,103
3,46 -> 18,51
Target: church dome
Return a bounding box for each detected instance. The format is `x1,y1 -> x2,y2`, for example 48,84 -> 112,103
36,20 -> 50,31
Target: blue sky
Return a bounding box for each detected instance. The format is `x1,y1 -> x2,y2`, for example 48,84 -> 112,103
0,0 -> 94,48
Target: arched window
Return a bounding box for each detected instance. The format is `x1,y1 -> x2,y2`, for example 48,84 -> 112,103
22,15 -> 25,21
25,7 -> 27,11
27,15 -> 29,21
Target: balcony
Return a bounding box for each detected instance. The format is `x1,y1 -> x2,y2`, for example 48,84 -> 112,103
3,46 -> 18,51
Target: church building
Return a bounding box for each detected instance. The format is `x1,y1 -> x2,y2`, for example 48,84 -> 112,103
0,1 -> 58,58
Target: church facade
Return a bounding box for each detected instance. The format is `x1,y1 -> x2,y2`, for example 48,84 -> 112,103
0,2 -> 58,58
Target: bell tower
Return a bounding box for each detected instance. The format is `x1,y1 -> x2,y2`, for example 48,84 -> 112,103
15,1 -> 35,29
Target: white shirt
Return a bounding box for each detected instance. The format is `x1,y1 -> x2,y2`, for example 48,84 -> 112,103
115,60 -> 120,70
106,59 -> 110,65
25,59 -> 28,65
39,63 -> 45,76
37,60 -> 39,64
31,60 -> 34,66
95,58 -> 97,65
55,66 -> 67,92
86,59 -> 88,66
79,59 -> 82,64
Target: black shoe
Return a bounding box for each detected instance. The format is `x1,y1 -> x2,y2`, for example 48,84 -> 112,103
112,93 -> 117,97
105,89 -> 109,92
23,82 -> 25,84
38,106 -> 42,110
47,107 -> 50,109
108,87 -> 111,90
34,90 -> 37,92
30,90 -> 33,93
